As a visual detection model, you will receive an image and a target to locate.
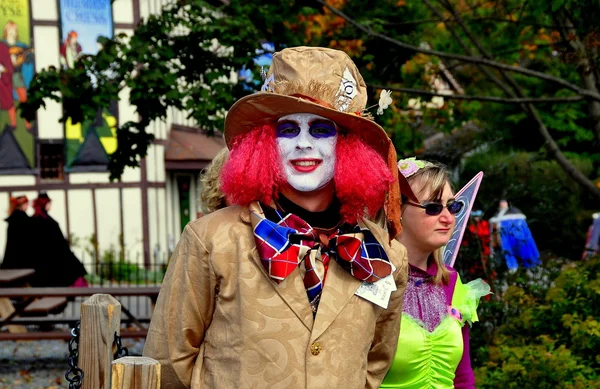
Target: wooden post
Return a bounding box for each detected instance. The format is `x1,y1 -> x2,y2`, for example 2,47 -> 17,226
111,357 -> 160,389
79,294 -> 121,389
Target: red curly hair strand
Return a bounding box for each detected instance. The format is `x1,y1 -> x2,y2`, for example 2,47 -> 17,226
220,125 -> 393,224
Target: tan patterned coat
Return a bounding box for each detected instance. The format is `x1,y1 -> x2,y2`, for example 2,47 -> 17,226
143,205 -> 408,389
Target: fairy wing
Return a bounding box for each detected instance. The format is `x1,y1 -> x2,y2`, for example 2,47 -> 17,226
442,171 -> 484,267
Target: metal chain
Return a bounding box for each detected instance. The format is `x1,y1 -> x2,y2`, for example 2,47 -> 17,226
65,324 -> 129,388
65,321 -> 84,389
113,332 -> 129,359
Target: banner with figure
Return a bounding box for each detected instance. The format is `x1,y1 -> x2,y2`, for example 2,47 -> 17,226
59,0 -> 117,171
0,0 -> 35,173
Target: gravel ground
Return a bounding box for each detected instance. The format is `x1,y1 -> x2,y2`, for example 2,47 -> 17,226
0,337 -> 145,389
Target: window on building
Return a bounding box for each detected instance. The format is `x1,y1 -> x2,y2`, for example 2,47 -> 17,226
40,142 -> 65,181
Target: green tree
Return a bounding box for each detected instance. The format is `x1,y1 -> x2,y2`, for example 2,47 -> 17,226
306,0 -> 600,198
22,0 -> 600,200
22,0 -> 305,179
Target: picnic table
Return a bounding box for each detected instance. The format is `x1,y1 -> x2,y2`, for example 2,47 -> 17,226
0,269 -> 37,333
0,281 -> 161,340
0,269 -> 35,285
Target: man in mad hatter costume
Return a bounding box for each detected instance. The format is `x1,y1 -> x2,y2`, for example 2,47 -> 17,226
144,46 -> 408,389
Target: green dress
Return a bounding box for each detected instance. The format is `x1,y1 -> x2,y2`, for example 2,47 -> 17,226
381,274 -> 489,389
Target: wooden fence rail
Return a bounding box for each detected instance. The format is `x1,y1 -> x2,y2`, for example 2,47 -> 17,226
77,293 -> 160,389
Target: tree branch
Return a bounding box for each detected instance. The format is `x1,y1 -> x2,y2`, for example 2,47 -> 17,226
553,10 -> 600,146
423,0 -> 516,99
315,0 -> 600,103
369,84 -> 584,104
436,0 -> 600,199
492,41 -> 565,58
382,16 -> 572,30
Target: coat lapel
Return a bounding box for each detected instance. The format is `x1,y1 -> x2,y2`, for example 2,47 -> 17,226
309,219 -> 394,342
248,247 -> 314,330
241,206 -> 314,331
310,259 -> 362,342
240,207 -> 392,338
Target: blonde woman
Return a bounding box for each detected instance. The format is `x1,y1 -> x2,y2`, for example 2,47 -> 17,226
199,147 -> 229,214
381,158 -> 490,389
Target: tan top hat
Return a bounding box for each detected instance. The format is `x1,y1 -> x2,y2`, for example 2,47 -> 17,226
224,46 -> 410,238
225,46 -> 390,159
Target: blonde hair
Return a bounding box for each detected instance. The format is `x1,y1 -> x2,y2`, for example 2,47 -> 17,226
402,162 -> 453,285
199,148 -> 229,214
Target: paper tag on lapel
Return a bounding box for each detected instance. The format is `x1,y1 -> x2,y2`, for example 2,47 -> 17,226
355,265 -> 398,309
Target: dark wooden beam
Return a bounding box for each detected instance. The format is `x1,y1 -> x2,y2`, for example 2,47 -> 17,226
119,186 -> 125,261
0,181 -> 165,192
133,0 -> 141,25
140,158 -> 151,268
91,188 -> 99,267
64,188 -> 70,243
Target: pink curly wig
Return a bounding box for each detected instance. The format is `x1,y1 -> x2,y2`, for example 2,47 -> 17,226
220,125 -> 394,224
220,125 -> 285,206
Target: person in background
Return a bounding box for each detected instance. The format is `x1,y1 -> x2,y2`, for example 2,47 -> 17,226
30,192 -> 88,287
583,212 -> 600,259
455,210 -> 495,286
198,147 -> 230,215
381,158 -> 490,389
1,195 -> 31,269
489,199 -> 540,271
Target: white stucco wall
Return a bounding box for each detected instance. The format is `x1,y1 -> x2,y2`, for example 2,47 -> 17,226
95,188 -> 122,255
122,187 -> 143,265
67,189 -> 95,271
0,176 -> 36,187
113,0 -> 134,24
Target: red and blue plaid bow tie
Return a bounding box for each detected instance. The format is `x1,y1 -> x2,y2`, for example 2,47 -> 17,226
249,202 -> 393,311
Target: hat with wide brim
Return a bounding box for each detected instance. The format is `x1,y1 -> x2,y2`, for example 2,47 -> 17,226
225,47 -> 393,158
225,92 -> 391,160
224,46 -> 409,237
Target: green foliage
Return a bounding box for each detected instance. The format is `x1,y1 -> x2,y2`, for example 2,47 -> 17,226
95,245 -> 165,284
473,257 -> 600,388
476,339 -> 600,389
22,0 -> 306,179
23,0 -> 600,195
71,235 -> 166,284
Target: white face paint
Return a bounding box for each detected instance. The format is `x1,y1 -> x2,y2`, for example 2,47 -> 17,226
276,113 -> 338,192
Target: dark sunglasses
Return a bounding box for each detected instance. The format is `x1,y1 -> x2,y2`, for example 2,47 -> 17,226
405,200 -> 463,216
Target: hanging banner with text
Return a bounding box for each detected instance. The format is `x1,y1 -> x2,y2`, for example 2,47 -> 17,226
59,0 -> 117,172
0,0 -> 35,173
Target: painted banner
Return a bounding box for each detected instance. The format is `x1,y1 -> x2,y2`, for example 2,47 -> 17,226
0,0 -> 35,173
59,0 -> 117,171
59,0 -> 113,64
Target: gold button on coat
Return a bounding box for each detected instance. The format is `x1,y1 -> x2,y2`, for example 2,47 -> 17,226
310,342 -> 322,356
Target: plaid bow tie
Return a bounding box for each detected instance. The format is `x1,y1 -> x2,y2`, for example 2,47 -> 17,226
249,202 -> 393,312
